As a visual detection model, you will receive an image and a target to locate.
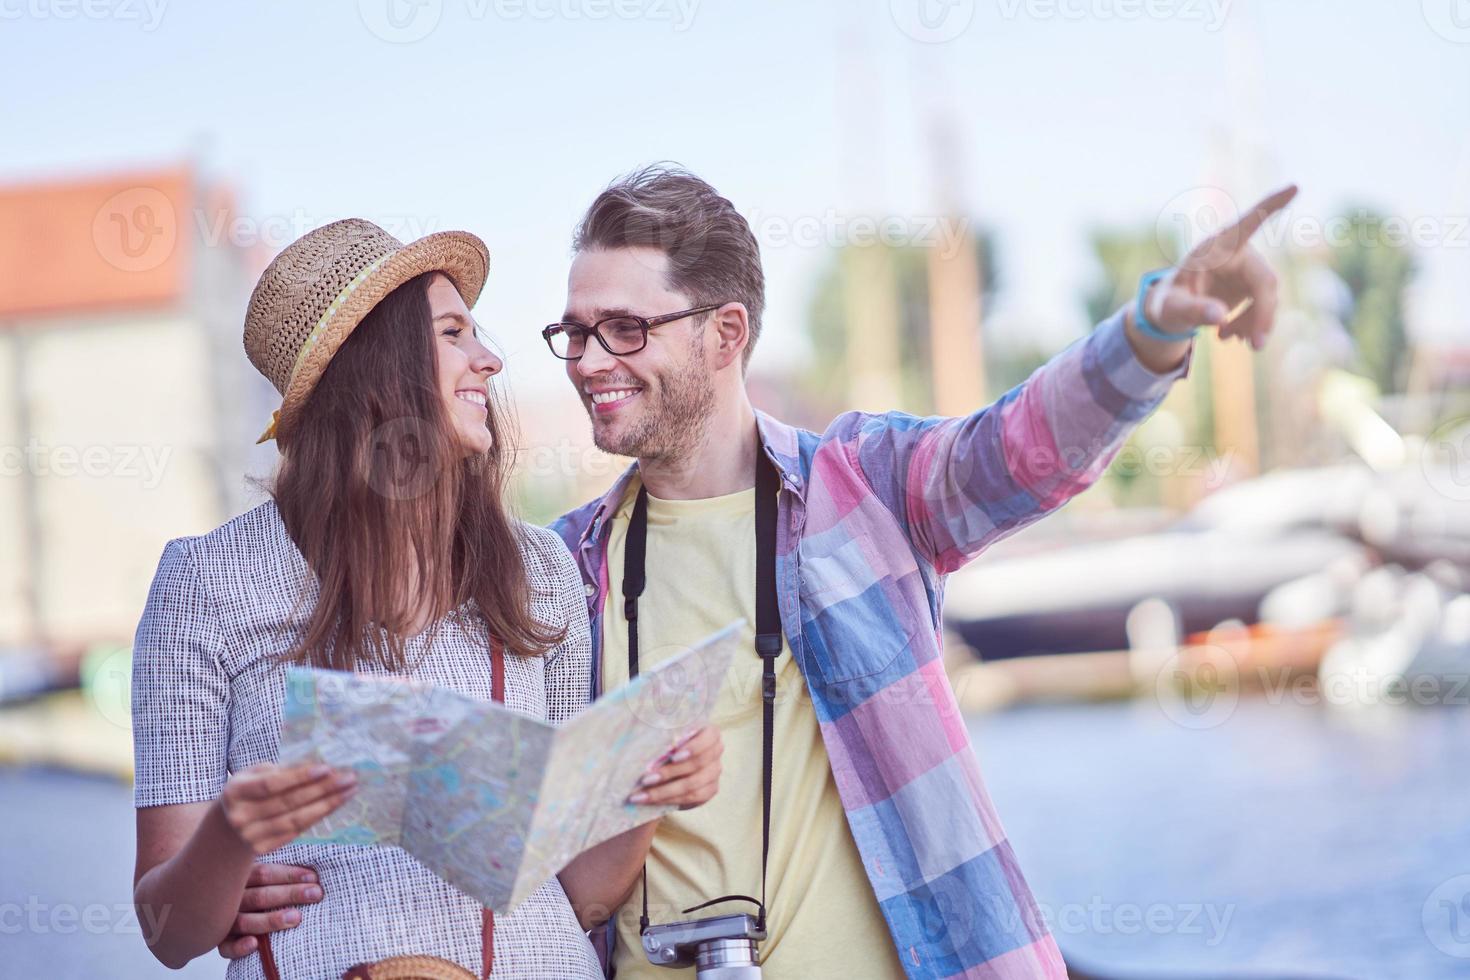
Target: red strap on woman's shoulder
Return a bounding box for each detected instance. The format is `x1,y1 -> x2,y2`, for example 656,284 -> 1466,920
482,637 -> 504,978
490,637 -> 504,706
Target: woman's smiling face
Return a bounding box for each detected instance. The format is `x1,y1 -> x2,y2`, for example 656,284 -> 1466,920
426,272 -> 502,457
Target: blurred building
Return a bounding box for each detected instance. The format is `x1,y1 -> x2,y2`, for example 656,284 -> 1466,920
0,165 -> 273,651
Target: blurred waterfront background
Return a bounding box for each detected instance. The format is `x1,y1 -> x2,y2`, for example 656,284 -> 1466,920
2,1 -> 1469,977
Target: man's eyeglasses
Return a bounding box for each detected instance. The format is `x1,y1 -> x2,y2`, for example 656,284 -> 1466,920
542,305 -> 723,360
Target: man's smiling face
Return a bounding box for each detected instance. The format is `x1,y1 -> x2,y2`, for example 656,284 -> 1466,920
561,246 -> 715,462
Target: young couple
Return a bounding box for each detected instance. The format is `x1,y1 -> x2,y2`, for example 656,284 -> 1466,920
132,167 -> 1295,979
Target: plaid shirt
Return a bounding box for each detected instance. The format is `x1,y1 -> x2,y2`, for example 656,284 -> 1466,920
552,309 -> 1190,979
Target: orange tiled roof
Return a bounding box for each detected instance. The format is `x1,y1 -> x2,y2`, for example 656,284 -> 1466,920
0,167 -> 192,320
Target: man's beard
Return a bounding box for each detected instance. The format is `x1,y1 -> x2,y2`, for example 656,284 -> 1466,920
591,335 -> 715,463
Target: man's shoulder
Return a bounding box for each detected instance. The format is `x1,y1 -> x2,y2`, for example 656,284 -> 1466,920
794,409 -> 938,466
759,409 -> 852,474
548,497 -> 603,554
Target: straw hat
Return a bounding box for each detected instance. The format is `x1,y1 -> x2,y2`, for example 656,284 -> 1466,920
244,218 -> 489,445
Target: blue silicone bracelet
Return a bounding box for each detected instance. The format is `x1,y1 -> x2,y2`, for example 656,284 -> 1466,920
1134,269 -> 1198,343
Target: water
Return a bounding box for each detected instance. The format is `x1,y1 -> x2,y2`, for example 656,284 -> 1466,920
3,698 -> 1466,978
969,697 -> 1470,979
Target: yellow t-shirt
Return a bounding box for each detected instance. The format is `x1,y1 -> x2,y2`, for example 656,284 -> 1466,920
601,480 -> 904,979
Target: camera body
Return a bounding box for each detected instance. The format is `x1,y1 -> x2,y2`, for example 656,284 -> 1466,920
641,912 -> 767,979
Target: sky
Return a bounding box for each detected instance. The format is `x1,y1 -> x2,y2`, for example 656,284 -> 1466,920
3,0 -> 1468,400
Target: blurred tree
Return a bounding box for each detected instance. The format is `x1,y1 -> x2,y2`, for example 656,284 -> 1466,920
1084,222 -> 1217,438
1083,227 -> 1175,327
1084,225 -> 1228,500
985,342 -> 1052,396
804,226 -> 999,415
1327,208 -> 1417,394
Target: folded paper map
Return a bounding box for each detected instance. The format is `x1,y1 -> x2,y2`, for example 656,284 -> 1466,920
277,621 -> 742,913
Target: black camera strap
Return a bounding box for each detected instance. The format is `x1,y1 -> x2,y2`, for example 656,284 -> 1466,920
623,452 -> 783,934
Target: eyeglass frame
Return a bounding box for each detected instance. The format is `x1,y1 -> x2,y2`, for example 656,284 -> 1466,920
541,304 -> 726,361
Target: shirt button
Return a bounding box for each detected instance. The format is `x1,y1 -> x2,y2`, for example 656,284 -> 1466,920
584,583 -> 597,597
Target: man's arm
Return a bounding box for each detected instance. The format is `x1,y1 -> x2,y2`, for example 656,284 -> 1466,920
214,864 -> 325,961
847,186 -> 1297,574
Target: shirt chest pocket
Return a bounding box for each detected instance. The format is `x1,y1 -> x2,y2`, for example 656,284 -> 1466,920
797,530 -> 928,687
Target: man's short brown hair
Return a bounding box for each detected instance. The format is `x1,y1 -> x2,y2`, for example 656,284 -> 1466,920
573,164 -> 765,368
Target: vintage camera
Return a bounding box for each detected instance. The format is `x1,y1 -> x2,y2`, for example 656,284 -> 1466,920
641,912 -> 767,979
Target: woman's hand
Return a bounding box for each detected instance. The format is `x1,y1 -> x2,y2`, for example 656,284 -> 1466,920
560,727 -> 723,929
220,763 -> 357,855
134,769 -> 348,970
628,726 -> 723,810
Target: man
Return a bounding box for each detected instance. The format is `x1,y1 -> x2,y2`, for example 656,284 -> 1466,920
222,167 -> 1294,977
544,167 -> 1294,978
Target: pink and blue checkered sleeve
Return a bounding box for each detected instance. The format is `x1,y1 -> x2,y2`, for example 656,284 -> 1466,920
843,308 -> 1190,574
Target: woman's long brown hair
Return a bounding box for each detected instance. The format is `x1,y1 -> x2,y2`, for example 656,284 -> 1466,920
272,272 -> 563,671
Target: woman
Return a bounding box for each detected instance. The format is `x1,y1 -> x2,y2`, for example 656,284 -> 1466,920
131,220 -> 721,979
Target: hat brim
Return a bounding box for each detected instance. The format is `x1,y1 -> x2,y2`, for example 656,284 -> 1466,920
274,230 -> 489,443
